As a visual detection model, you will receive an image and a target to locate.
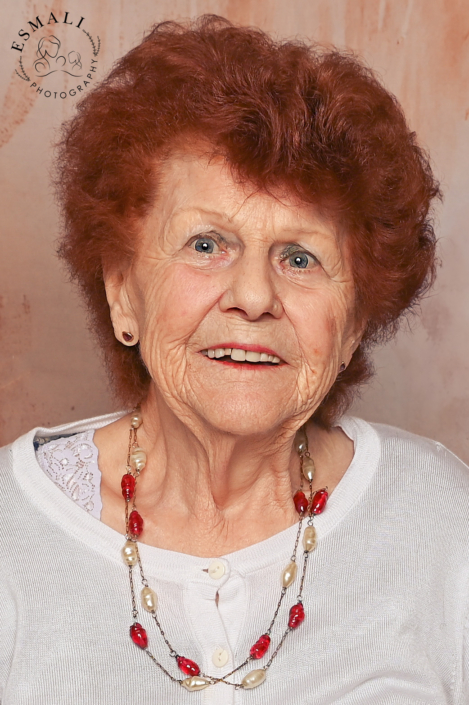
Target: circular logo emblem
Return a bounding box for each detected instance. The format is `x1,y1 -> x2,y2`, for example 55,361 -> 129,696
12,11 -> 100,100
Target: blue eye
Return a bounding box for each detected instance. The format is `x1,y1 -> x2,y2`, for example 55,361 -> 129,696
290,253 -> 310,269
280,244 -> 317,270
194,238 -> 215,253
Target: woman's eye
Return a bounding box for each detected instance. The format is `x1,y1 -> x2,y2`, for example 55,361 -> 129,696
281,247 -> 318,270
192,237 -> 217,254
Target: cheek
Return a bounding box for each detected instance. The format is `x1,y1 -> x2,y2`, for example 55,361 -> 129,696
284,288 -> 351,366
138,264 -> 222,347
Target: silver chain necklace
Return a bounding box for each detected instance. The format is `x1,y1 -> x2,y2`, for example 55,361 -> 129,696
120,411 -> 328,691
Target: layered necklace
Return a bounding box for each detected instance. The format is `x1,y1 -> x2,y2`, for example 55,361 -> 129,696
120,411 -> 328,692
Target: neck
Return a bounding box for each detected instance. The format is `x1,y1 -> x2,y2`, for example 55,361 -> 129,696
139,388 -> 300,511
96,389 -> 353,557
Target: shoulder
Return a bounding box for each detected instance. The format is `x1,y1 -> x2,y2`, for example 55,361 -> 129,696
0,411 -> 127,487
342,415 -> 469,480
0,442 -> 13,477
341,415 -> 469,523
368,419 -> 469,484
1,411 -> 128,454
348,417 -> 469,544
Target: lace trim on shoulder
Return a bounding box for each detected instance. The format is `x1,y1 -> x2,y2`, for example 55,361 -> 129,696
35,429 -> 103,519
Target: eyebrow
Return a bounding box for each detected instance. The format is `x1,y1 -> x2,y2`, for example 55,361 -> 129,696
168,203 -> 341,249
171,207 -> 235,223
172,208 -> 334,236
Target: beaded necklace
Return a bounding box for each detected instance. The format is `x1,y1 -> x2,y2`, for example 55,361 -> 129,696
120,411 -> 328,692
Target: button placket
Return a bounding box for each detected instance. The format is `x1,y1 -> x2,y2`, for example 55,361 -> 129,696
182,561 -> 233,685
205,560 -> 233,672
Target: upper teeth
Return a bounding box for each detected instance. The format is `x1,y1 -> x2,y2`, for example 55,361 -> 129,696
203,348 -> 281,363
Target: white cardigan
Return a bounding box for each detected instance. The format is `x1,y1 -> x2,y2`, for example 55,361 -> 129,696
1,413 -> 468,704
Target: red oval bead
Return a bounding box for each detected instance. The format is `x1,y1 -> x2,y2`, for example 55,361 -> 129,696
130,622 -> 148,648
288,602 -> 305,629
129,510 -> 144,537
121,474 -> 136,501
250,633 -> 271,659
177,656 -> 200,676
293,490 -> 308,514
311,488 -> 329,515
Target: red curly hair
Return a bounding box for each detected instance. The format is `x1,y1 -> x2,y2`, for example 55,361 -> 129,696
55,15 -> 441,426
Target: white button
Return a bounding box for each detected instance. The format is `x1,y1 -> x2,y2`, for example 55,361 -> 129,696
212,647 -> 229,668
208,559 -> 225,579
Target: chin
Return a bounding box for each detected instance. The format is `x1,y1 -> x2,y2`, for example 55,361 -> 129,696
192,396 -> 291,437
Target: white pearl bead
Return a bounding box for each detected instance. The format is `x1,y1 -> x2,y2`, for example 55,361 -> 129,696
130,412 -> 142,429
181,676 -> 211,691
282,561 -> 297,587
295,428 -> 308,454
302,456 -> 316,482
130,447 -> 147,472
121,540 -> 138,565
297,439 -> 308,455
303,525 -> 317,552
141,586 -> 157,612
241,668 -> 266,689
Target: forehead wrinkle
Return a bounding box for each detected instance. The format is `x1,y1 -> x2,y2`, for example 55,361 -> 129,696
156,154 -> 299,234
217,188 -> 341,247
144,151 -> 350,266
169,206 -> 237,225
212,193 -> 321,241
152,149 -> 334,234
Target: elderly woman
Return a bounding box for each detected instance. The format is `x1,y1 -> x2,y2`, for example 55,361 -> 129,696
1,14 -> 468,704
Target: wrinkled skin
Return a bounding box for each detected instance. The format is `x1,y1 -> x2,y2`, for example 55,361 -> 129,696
95,148 -> 364,556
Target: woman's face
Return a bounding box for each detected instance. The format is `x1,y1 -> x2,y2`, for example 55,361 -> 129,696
106,150 -> 362,436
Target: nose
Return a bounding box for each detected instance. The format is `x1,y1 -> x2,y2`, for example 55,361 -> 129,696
219,250 -> 282,321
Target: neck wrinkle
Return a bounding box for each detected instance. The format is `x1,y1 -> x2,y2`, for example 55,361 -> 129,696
136,387 -> 302,520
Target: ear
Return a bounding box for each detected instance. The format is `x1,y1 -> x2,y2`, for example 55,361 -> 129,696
341,317 -> 367,369
103,266 -> 139,346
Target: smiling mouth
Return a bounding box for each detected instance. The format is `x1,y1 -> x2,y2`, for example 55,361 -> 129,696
201,347 -> 283,365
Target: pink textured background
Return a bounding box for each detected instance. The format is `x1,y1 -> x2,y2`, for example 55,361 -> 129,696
1,0 -> 468,462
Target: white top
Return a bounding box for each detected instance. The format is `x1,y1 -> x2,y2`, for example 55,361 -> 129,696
1,412 -> 469,704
